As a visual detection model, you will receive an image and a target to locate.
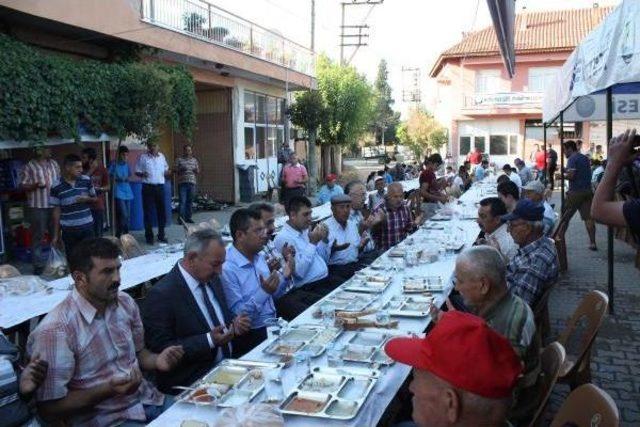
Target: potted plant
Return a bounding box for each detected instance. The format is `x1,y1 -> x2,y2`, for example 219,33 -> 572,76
182,12 -> 206,35
211,26 -> 228,42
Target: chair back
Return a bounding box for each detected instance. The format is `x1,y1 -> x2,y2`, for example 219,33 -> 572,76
120,234 -> 146,259
529,342 -> 566,427
550,384 -> 619,427
557,290 -> 608,378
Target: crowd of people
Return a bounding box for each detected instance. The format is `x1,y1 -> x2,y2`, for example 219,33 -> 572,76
6,129 -> 639,427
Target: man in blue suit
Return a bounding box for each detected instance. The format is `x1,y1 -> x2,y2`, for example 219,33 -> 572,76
142,229 -> 251,393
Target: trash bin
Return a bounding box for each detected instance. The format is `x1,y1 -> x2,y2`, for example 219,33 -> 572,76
237,164 -> 257,203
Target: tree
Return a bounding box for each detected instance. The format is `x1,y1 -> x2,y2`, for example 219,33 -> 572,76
316,54 -> 373,147
369,59 -> 398,145
396,107 -> 447,159
288,90 -> 327,193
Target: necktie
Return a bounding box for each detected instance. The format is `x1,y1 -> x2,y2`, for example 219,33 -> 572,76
199,283 -> 232,358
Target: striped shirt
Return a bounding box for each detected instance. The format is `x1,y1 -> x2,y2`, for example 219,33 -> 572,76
27,289 -> 164,427
20,159 -> 60,208
49,176 -> 95,230
371,201 -> 415,250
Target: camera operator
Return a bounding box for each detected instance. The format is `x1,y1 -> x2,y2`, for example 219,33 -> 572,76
591,129 -> 640,236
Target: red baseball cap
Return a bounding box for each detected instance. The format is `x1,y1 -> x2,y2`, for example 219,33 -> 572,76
326,173 -> 337,182
384,311 -> 522,399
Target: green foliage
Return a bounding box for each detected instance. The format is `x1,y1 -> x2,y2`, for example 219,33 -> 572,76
0,34 -> 196,144
369,59 -> 399,144
396,107 -> 447,158
316,54 -> 374,146
288,90 -> 327,134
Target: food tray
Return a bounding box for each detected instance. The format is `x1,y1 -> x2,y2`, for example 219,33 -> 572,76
403,276 -> 444,293
381,295 -> 432,317
279,368 -> 378,420
263,325 -> 342,358
343,331 -> 397,366
431,213 -> 452,221
177,359 -> 282,407
341,273 -> 392,294
322,290 -> 377,312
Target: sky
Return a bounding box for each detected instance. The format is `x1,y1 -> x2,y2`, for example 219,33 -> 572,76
212,0 -> 621,117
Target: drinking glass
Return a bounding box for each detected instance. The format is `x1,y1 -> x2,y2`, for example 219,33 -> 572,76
376,309 -> 390,326
263,368 -> 284,404
320,302 -> 336,327
326,343 -> 344,368
293,350 -> 310,382
265,318 -> 281,340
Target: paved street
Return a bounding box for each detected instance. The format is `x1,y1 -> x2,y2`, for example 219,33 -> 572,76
544,192 -> 640,425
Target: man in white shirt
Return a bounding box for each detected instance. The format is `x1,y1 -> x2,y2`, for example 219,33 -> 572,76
135,141 -> 170,245
475,197 -> 518,261
502,164 -> 522,188
273,196 -> 332,319
142,229 -> 251,392
522,180 -> 556,236
324,195 -> 366,282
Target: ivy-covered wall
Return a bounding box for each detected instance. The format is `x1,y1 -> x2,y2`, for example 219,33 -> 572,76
0,34 -> 197,143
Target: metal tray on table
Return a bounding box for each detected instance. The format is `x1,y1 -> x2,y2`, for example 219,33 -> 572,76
403,276 -> 444,293
322,290 -> 377,312
279,367 -> 379,420
176,359 -> 283,407
381,295 -> 433,317
341,272 -> 392,294
262,325 -> 342,358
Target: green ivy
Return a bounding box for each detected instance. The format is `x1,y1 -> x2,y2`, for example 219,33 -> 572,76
0,34 -> 196,144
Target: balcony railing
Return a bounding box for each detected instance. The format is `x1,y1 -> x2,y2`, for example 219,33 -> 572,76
463,92 -> 543,108
141,0 -> 315,76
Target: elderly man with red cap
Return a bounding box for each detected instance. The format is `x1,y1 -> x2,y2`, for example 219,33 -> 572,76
385,311 -> 522,427
316,173 -> 344,205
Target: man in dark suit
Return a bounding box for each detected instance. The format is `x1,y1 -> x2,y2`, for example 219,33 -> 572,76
142,229 -> 251,394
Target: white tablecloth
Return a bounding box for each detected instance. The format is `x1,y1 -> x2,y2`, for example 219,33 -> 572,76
149,181 -> 485,427
0,251 -> 182,329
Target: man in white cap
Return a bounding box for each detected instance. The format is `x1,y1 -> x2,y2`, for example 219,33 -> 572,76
522,180 -> 556,236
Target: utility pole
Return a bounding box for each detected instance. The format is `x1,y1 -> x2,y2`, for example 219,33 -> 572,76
339,0 -> 383,66
311,0 -> 315,52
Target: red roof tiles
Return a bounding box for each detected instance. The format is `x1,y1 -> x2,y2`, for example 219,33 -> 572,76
430,6 -> 614,77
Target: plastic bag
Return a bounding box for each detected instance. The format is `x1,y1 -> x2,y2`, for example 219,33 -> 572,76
214,403 -> 284,427
42,247 -> 68,279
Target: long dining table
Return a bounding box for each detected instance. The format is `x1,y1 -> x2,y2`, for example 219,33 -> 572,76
0,179 -> 422,331
148,181 -> 494,426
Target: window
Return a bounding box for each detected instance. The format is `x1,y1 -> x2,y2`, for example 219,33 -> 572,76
244,92 -> 255,123
475,70 -> 501,94
509,135 -> 518,155
474,136 -> 486,152
489,135 -> 508,155
459,136 -> 471,155
528,67 -> 559,92
244,90 -> 286,160
244,127 -> 255,159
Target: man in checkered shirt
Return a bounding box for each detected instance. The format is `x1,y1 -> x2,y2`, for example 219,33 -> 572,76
503,199 -> 559,308
371,182 -> 424,250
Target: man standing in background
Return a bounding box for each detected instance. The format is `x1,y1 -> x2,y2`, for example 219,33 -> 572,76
20,147 -> 60,274
81,147 -> 110,238
175,144 -> 199,224
136,141 -> 170,245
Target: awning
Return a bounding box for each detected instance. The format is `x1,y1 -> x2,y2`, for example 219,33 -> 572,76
486,0 -> 516,78
543,0 -> 640,123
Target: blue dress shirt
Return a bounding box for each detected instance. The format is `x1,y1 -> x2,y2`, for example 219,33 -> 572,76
273,222 -> 329,288
220,245 -> 288,329
324,216 -> 361,265
316,184 -> 344,205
